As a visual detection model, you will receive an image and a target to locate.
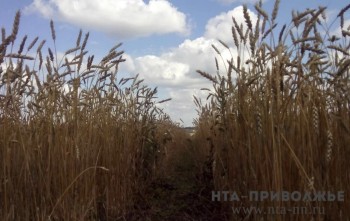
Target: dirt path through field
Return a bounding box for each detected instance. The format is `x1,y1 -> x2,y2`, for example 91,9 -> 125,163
129,140 -> 228,221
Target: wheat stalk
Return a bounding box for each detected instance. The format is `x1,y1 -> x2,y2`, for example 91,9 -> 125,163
197,70 -> 218,84
17,35 -> 27,54
326,129 -> 333,163
271,0 -> 280,24
50,20 -> 56,41
243,5 -> 253,31
9,10 -> 20,43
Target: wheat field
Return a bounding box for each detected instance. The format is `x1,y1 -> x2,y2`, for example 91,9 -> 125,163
194,1 -> 350,220
1,1 -> 349,220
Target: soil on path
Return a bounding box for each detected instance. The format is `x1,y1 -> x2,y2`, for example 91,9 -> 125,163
129,140 -> 229,221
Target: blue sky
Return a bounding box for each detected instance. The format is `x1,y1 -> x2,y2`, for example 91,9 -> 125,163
0,0 -> 348,126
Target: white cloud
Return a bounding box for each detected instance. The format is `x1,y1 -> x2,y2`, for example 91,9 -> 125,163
127,37 -> 219,88
204,6 -> 258,45
118,38 -> 218,126
119,53 -> 136,73
217,0 -> 266,5
164,38 -> 218,76
157,88 -> 209,126
26,0 -> 55,18
25,0 -> 189,39
119,6 -> 258,125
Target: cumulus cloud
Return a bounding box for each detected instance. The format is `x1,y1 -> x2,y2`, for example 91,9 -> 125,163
118,6 -> 259,125
216,0 -> 266,5
134,55 -> 190,85
204,6 -> 258,45
128,6 -> 257,85
24,0 -> 189,39
128,38 -> 219,89
117,37 -> 218,126
156,88 -> 210,126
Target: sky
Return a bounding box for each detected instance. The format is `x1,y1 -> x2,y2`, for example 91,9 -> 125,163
0,0 -> 349,126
